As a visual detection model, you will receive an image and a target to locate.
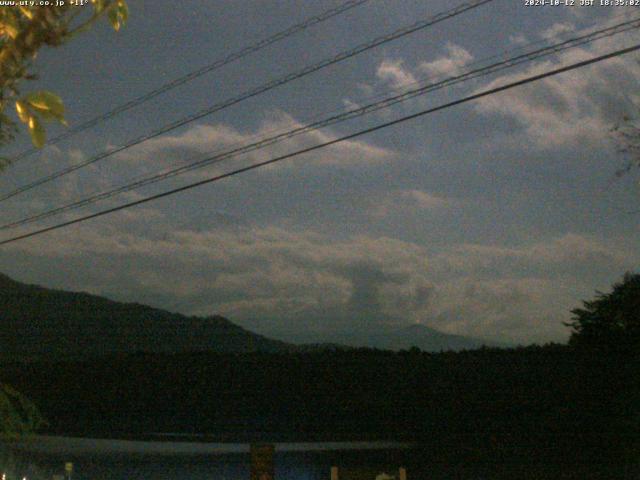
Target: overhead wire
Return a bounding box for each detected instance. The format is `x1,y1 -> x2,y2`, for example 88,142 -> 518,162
0,0 -> 494,203
1,42 -> 638,246
3,17 -> 639,231
7,0 -> 373,162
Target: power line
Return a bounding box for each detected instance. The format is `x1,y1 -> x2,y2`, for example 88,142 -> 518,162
8,0 -> 373,162
1,42 -> 638,247
0,0 -> 493,203
3,17 -> 638,231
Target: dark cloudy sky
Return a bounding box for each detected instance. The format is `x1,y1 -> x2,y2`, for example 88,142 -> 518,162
1,0 -> 639,344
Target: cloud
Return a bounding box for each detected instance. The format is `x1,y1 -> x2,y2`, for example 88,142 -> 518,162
4,223 -> 431,334
509,34 -> 528,46
474,15 -> 640,149
3,215 -> 636,344
113,111 -> 393,174
0,109 -> 395,232
374,44 -> 473,94
432,233 -> 635,279
424,233 -> 638,341
429,276 -> 564,342
419,43 -> 474,78
369,189 -> 449,218
402,190 -> 448,209
539,22 -> 575,41
376,59 -> 417,90
342,98 -> 361,111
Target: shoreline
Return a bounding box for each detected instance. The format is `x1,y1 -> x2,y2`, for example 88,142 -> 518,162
5,435 -> 414,457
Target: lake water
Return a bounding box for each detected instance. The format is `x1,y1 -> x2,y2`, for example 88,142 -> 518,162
6,436 -> 420,480
7,435 -> 608,479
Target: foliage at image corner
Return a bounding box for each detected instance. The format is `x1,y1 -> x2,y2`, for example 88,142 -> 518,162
0,383 -> 47,439
0,0 -> 128,449
566,271 -> 640,353
0,385 -> 47,480
0,0 -> 128,155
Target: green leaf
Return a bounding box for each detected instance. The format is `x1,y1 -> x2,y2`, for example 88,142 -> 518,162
25,91 -> 65,120
15,100 -> 30,123
107,1 -> 128,31
3,11 -> 19,39
28,115 -> 46,148
118,1 -> 129,23
108,8 -> 121,31
18,6 -> 34,20
92,0 -> 106,14
29,107 -> 68,126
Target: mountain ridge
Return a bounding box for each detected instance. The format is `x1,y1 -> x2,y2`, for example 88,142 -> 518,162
272,322 -> 502,352
0,273 -> 499,359
0,273 -> 292,359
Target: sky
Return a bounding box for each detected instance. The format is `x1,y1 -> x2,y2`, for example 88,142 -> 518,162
0,0 -> 639,345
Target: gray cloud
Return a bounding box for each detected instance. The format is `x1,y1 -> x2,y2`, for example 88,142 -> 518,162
419,43 -> 474,78
474,16 -> 640,149
3,214 -> 636,344
368,189 -> 450,219
2,4 -> 638,349
112,111 -> 394,175
376,59 -> 417,91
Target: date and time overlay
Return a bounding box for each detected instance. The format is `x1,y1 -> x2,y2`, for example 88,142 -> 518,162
526,0 -> 640,6
1,0 -> 639,7
0,0 -> 638,8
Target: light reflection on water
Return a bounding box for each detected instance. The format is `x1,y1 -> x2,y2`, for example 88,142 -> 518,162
7,436 -> 417,480
9,436 -> 412,456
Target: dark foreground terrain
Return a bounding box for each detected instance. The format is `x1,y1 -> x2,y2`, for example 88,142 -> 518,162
2,273 -> 639,478
3,345 -> 639,478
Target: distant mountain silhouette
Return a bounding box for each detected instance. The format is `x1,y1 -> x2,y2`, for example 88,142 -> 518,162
0,273 -> 501,359
0,273 -> 292,360
275,323 -> 502,352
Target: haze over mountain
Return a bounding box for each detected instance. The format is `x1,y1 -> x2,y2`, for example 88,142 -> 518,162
271,323 -> 502,352
0,273 -> 498,359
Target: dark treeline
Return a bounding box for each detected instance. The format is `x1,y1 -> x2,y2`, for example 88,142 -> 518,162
3,344 -> 638,477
